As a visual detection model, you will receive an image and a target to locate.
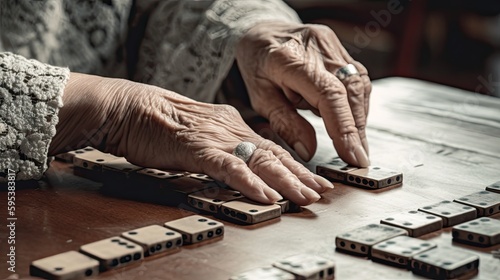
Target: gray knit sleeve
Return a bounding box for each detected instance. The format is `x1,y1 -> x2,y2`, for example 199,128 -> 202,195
0,52 -> 69,181
135,0 -> 301,103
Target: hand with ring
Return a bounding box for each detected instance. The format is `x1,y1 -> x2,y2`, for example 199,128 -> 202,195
50,73 -> 333,206
236,22 -> 372,167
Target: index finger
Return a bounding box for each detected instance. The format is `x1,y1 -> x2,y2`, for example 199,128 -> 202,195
273,54 -> 370,167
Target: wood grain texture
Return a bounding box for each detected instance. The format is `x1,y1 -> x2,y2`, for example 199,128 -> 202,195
1,77 -> 499,279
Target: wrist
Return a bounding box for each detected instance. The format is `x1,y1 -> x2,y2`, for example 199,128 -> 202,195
49,73 -> 122,155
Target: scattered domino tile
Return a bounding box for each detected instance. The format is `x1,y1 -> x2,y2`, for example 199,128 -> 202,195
454,190 -> 500,216
381,211 -> 443,237
229,267 -> 295,280
418,200 -> 477,227
452,217 -> 500,246
272,254 -> 335,280
188,188 -> 243,213
121,225 -> 183,256
485,181 -> 500,194
346,166 -> 403,189
164,215 -> 224,244
79,236 -> 143,271
220,198 -> 282,224
73,149 -> 118,171
316,158 -> 358,182
335,224 -> 408,256
30,251 -> 99,280
371,236 -> 437,268
410,247 -> 479,279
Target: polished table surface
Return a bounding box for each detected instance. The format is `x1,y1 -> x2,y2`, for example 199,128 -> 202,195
1,77 -> 500,279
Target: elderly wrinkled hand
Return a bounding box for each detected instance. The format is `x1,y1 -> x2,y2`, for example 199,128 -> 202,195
49,73 -> 333,206
236,22 -> 371,167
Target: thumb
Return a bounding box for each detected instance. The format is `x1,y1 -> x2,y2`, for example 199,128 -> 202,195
270,107 -> 317,162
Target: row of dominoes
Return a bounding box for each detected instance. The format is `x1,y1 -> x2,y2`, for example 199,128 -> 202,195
334,182 -> 500,279
229,254 -> 336,280
316,158 -> 403,189
30,215 -> 224,280
55,147 -> 300,225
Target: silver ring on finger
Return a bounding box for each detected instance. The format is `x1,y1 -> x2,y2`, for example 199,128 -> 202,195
335,64 -> 359,80
232,142 -> 257,163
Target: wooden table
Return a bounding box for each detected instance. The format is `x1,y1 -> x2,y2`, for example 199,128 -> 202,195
1,77 -> 500,279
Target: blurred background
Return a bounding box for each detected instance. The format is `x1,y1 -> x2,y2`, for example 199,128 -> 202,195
286,0 -> 500,97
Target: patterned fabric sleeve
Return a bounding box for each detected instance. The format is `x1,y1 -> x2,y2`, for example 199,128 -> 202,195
0,52 -> 69,181
135,0 -> 302,103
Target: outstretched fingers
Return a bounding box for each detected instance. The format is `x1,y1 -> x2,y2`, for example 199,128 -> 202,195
199,148 -> 283,204
198,142 -> 328,206
247,148 -> 320,205
257,140 -> 333,194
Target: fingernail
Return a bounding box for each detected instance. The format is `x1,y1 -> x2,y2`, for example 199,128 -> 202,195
294,142 -> 311,161
353,145 -> 370,167
314,174 -> 334,190
264,187 -> 283,203
301,187 -> 321,204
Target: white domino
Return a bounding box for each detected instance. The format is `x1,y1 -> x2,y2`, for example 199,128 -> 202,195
79,236 -> 143,270
164,215 -> 224,244
335,224 -> 408,256
121,225 -> 183,256
272,254 -> 335,280
30,251 -> 99,280
418,200 -> 477,227
316,158 -> 358,182
411,247 -> 479,279
188,188 -> 243,213
381,211 -> 443,237
452,217 -> 500,246
220,198 -> 281,224
137,168 -> 184,179
454,190 -> 500,216
55,147 -> 94,162
185,173 -> 214,182
73,149 -> 118,171
346,166 -> 403,189
229,267 -> 295,280
486,181 -> 500,194
371,236 -> 437,267
102,157 -> 143,178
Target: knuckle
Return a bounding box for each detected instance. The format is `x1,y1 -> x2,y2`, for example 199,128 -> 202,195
356,125 -> 367,134
318,72 -> 345,93
250,149 -> 279,173
275,40 -> 305,62
353,60 -> 369,75
306,24 -> 334,37
319,82 -> 348,102
214,104 -> 240,116
258,139 -> 292,160
346,81 -> 365,97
